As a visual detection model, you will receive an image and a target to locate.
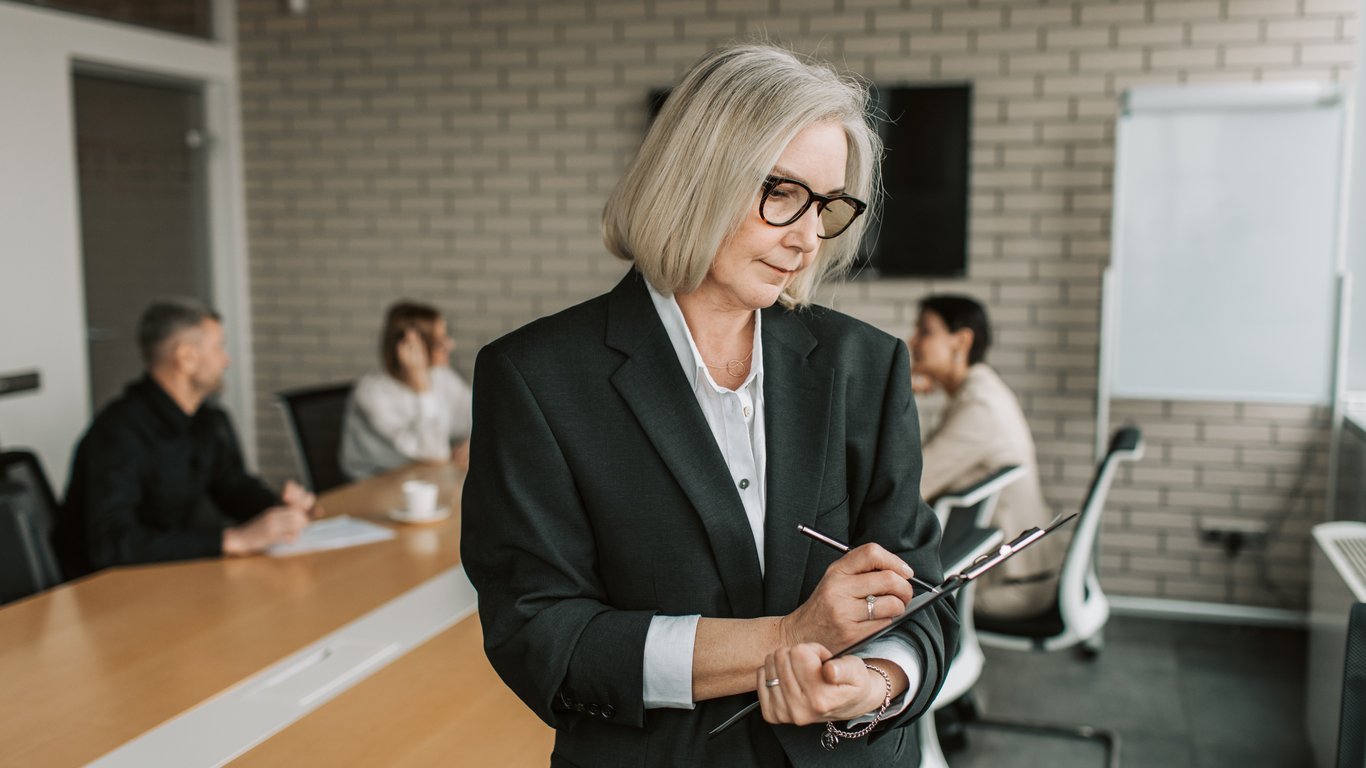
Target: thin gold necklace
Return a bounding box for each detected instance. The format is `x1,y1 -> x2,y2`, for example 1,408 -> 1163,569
704,349 -> 754,378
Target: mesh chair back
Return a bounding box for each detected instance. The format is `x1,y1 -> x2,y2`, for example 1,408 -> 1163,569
1339,602 -> 1366,768
0,450 -> 62,603
278,383 -> 353,494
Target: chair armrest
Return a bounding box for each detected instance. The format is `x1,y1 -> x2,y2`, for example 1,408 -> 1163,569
932,465 -> 1027,519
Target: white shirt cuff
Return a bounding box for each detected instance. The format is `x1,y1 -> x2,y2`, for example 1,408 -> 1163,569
642,614 -> 700,710
846,636 -> 922,726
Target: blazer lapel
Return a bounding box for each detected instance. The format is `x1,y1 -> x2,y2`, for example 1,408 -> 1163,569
605,271 -> 765,618
760,307 -> 833,616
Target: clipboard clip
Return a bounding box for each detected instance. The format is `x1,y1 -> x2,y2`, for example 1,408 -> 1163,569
962,513 -> 1075,581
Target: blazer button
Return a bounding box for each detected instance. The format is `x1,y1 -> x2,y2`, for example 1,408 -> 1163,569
575,702 -> 584,712
587,703 -> 600,716
602,704 -> 616,719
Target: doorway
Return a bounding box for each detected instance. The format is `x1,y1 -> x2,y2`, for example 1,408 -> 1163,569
72,72 -> 211,412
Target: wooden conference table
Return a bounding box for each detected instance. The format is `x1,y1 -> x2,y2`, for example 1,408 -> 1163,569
0,463 -> 552,767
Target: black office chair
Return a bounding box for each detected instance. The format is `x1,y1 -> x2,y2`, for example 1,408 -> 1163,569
277,382 -> 353,494
962,426 -> 1145,768
0,450 -> 62,605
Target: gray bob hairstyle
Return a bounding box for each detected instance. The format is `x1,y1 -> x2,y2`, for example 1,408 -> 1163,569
602,43 -> 882,308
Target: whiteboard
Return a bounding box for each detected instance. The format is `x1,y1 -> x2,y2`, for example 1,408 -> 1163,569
1107,83 -> 1346,404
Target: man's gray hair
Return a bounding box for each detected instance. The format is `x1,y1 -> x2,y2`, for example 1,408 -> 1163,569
137,298 -> 221,365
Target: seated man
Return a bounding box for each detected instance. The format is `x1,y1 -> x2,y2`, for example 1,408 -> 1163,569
55,299 -> 319,579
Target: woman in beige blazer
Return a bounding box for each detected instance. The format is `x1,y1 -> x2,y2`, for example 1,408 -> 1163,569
908,295 -> 1061,620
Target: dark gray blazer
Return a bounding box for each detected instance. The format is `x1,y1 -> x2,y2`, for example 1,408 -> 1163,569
461,270 -> 957,768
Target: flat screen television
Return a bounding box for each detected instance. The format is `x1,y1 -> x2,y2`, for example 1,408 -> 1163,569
859,84 -> 971,278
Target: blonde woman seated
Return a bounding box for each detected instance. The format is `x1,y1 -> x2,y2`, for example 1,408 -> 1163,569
908,295 -> 1061,620
340,301 -> 472,479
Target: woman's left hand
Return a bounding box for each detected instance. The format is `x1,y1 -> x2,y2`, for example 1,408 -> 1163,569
755,644 -> 884,726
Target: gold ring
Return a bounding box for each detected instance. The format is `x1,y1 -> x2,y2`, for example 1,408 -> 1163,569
866,594 -> 877,621
765,677 -> 781,688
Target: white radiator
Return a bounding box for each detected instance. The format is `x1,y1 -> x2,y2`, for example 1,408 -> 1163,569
1308,522 -> 1366,768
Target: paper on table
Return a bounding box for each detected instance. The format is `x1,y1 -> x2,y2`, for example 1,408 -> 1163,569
267,515 -> 396,557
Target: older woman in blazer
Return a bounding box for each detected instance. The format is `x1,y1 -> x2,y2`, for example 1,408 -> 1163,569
461,44 -> 956,768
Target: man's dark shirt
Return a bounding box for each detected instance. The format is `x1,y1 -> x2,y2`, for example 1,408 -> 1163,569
54,376 -> 279,579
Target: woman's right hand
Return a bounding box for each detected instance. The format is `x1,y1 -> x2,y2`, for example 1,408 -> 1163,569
397,329 -> 432,392
777,544 -> 917,653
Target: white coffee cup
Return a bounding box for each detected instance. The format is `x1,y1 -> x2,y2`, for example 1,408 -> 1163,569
401,480 -> 439,518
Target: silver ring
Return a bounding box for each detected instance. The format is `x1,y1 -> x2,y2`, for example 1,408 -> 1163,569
866,594 -> 877,621
765,677 -> 781,688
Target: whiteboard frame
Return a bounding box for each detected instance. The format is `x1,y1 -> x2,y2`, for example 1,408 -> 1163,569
1097,82 -> 1353,460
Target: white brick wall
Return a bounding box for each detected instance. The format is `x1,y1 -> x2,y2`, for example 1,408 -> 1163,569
236,0 -> 1353,611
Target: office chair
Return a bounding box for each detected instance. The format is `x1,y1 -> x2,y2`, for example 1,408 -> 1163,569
921,522 -> 1006,768
277,382 -> 353,494
0,450 -> 62,604
919,465 -> 1024,768
931,464 -> 1027,530
961,426 -> 1144,768
977,427 -> 1144,655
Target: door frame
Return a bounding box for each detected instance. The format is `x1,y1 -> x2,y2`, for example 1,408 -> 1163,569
0,0 -> 258,481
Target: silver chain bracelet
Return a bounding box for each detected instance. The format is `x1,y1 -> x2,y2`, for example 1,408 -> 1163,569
820,662 -> 893,751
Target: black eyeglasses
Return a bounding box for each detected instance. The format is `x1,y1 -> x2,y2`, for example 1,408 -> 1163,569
759,176 -> 868,239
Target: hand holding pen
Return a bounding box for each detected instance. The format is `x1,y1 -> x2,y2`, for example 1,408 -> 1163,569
715,515 -> 1079,737
773,529 -> 919,656
796,525 -> 941,594
749,525 -> 921,732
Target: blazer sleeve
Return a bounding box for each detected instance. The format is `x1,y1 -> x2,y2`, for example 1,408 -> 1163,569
460,346 -> 655,730
854,339 -> 959,737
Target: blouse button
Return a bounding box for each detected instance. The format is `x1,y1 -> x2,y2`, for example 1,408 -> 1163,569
739,478 -> 750,490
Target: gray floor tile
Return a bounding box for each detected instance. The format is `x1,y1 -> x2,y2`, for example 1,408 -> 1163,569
934,616 -> 1310,768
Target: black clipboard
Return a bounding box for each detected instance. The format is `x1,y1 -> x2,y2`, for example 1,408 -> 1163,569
707,513 -> 1077,737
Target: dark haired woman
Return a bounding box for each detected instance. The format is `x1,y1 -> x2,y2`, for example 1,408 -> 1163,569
908,295 -> 1060,619
340,301 -> 472,479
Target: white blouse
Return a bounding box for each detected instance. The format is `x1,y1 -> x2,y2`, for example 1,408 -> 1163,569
640,282 -> 918,724
339,366 -> 472,479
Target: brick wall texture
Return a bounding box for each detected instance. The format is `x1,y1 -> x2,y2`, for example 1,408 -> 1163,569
234,0 -> 1356,611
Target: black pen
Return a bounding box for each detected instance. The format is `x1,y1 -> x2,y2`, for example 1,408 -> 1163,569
795,524 -> 940,593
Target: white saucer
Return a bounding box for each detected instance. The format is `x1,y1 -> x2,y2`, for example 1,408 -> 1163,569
387,506 -> 451,524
